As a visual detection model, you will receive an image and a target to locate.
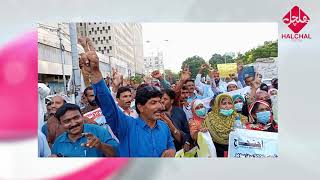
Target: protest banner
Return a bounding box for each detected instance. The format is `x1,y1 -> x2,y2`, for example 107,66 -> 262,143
197,132 -> 217,157
228,128 -> 278,158
226,86 -> 251,98
217,63 -> 237,78
242,66 -> 255,80
175,147 -> 198,158
83,108 -> 119,142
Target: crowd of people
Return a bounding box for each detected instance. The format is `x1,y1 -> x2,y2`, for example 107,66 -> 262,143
38,37 -> 278,157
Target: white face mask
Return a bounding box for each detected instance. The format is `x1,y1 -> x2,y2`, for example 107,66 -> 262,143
234,102 -> 244,112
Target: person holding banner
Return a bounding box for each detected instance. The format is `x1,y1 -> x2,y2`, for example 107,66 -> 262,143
209,69 -> 227,94
202,94 -> 248,157
247,100 -> 278,132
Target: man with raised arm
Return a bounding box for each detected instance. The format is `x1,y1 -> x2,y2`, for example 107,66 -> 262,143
78,38 -> 175,157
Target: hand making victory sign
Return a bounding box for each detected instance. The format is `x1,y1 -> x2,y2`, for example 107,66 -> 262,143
78,37 -> 103,83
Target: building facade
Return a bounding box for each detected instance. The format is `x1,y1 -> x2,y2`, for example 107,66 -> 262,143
144,52 -> 165,75
38,23 -> 110,94
76,22 -> 144,77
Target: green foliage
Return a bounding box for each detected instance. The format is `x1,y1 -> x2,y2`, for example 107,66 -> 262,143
131,74 -> 143,84
181,55 -> 206,79
209,54 -> 235,69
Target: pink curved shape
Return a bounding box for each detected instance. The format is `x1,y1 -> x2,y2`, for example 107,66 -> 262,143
53,158 -> 129,180
0,30 -> 38,140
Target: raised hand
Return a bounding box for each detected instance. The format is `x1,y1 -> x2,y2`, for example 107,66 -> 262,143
112,68 -> 123,87
251,72 -> 262,90
180,64 -> 191,81
151,70 -> 163,80
78,37 -> 102,83
144,75 -> 152,84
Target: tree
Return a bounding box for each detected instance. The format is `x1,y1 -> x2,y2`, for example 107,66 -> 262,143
241,40 -> 278,65
181,55 -> 206,79
130,74 -> 143,84
209,53 -> 235,69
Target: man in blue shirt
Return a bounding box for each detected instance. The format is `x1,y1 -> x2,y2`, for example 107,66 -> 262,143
51,103 -> 119,157
78,37 -> 176,157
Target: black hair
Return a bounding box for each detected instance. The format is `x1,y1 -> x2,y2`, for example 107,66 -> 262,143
162,89 -> 176,100
116,86 -> 132,98
185,79 -> 195,84
260,83 -> 269,92
135,86 -> 163,114
244,75 -> 253,81
55,103 -> 81,121
181,85 -> 188,91
136,83 -> 148,92
84,86 -> 93,97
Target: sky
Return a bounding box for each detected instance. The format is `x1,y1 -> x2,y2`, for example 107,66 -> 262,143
142,23 -> 278,73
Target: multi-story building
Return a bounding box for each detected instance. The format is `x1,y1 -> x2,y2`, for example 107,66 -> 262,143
144,52 -> 165,75
76,23 -> 144,77
38,23 -> 110,94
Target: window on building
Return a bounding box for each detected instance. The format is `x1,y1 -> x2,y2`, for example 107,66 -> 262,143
80,23 -> 82,26
89,31 -> 91,35
89,23 -> 91,25
109,36 -> 111,40
97,27 -> 99,31
98,37 -> 100,41
106,30 -> 108,33
101,50 -> 104,54
107,49 -> 110,53
108,26 -> 110,30
106,40 -> 109,43
98,47 -> 101,51
81,32 -> 83,36
104,47 -> 106,50
109,46 -> 112,50
94,22 -> 96,25
95,40 -> 98,44
100,30 -> 102,34
101,40 -> 103,44
103,37 -> 106,40
91,28 -> 94,31
95,31 -> 97,35
103,27 -> 105,30
92,38 -> 95,41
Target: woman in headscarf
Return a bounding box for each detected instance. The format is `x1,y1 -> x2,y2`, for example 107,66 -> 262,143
202,94 -> 248,157
256,90 -> 272,107
247,100 -> 278,132
189,99 -> 207,141
232,94 -> 249,119
268,88 -> 278,96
